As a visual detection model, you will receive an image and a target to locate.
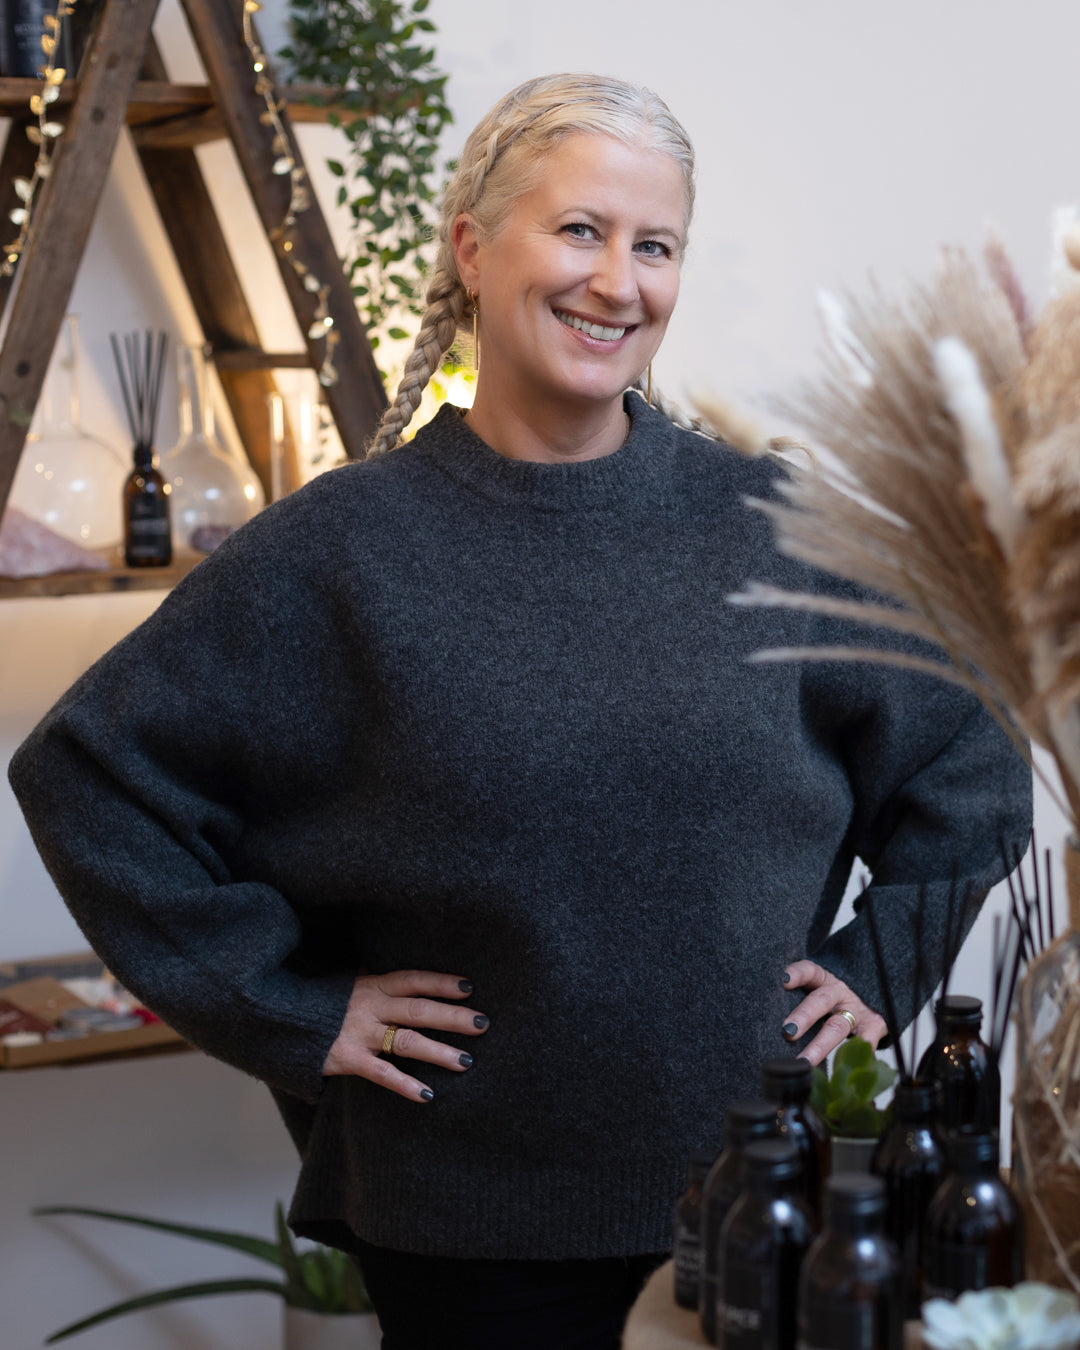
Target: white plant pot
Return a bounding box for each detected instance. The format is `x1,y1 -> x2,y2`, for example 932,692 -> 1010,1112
283,1305 -> 381,1350
830,1135 -> 878,1175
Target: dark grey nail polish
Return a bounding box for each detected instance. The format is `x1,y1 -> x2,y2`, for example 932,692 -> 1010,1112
782,971 -> 792,984
458,980 -> 474,994
419,1088 -> 434,1102
783,1023 -> 799,1038
474,1014 -> 489,1030
459,1053 -> 474,1068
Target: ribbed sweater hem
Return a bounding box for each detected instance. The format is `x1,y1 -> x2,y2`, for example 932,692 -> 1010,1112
291,1145 -> 683,1260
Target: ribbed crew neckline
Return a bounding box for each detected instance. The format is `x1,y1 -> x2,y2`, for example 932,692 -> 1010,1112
408,391 -> 675,509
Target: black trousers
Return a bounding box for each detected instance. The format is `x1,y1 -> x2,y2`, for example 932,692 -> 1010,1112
353,1240 -> 669,1350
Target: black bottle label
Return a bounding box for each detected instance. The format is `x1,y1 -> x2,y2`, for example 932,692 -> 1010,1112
798,1299 -> 897,1350
717,1262 -> 767,1348
923,1239 -> 989,1300
673,1219 -> 700,1308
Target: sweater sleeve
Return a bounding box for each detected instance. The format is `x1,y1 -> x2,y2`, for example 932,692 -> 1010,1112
804,646 -> 1033,1031
7,518 -> 356,1104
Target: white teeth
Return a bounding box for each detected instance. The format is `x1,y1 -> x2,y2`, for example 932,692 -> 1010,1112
555,310 -> 626,341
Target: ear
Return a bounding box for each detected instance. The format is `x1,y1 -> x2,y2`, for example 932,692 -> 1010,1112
452,213 -> 482,290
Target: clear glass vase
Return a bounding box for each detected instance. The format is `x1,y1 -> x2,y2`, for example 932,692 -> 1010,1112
9,315 -> 127,549
1012,839 -> 1080,1293
160,344 -> 264,553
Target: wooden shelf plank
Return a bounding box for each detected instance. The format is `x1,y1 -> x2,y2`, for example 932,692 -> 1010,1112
0,553 -> 201,599
0,79 -> 366,142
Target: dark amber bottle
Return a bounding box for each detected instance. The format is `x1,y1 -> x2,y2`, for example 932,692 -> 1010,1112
923,1127 -> 1023,1300
673,1148 -> 715,1309
870,1079 -> 946,1319
699,1100 -> 779,1345
915,994 -> 1000,1132
761,1057 -> 831,1224
124,442 -> 172,567
717,1139 -> 813,1350
797,1175 -> 902,1350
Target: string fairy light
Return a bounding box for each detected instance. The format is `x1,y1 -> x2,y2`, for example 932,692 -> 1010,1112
1,0 -> 76,278
241,0 -> 339,387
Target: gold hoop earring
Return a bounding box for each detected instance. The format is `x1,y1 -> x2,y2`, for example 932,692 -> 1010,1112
646,362 -> 653,406
468,289 -> 480,373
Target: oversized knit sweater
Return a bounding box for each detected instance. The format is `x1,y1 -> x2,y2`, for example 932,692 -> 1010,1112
9,395 -> 1031,1260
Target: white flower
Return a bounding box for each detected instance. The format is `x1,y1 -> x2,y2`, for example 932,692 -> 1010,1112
922,1284 -> 1080,1350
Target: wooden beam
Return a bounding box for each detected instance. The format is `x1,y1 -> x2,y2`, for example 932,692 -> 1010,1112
0,0 -> 161,522
135,36 -> 302,496
179,0 -> 386,458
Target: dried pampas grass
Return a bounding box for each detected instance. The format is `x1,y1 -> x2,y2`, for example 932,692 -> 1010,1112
709,233 -> 1080,830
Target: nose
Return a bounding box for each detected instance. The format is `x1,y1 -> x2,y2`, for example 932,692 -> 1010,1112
588,242 -> 638,310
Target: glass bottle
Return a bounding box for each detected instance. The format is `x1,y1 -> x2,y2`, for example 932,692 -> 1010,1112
1013,840 -> 1080,1291
761,1057 -> 831,1223
797,1174 -> 902,1350
10,315 -> 127,549
923,1127 -> 1023,1300
124,441 -> 171,567
870,1078 -> 946,1319
915,994 -> 999,1132
673,1148 -> 715,1309
160,343 -> 264,554
716,1139 -> 813,1350
700,1100 -> 779,1346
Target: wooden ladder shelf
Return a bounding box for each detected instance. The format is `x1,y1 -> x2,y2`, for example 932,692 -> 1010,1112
0,0 -> 387,597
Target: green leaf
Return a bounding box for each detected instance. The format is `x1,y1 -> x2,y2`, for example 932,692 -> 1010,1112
45,1279 -> 286,1343
387,326 -> 409,339
34,1206 -> 282,1267
836,1103 -> 883,1138
835,1037 -> 873,1074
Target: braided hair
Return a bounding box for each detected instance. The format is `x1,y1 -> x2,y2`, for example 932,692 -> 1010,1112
365,73 -> 696,458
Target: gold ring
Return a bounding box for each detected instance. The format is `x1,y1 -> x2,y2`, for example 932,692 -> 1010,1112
837,1008 -> 857,1036
381,1024 -> 399,1056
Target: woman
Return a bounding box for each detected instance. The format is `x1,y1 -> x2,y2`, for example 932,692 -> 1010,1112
10,74 -> 1029,1349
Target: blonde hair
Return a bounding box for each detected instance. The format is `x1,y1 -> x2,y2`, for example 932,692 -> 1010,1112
366,72 -> 696,457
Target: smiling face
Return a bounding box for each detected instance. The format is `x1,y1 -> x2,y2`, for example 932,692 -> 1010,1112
452,133 -> 686,452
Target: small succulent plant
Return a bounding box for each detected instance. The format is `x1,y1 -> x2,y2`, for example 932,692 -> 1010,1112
809,1036 -> 897,1138
922,1283 -> 1080,1350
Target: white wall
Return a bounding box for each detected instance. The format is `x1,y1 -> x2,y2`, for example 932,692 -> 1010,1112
1,1 -> 1074,1345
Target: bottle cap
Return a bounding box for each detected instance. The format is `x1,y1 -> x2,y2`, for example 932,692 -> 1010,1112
945,1126 -> 999,1169
824,1173 -> 886,1220
761,1057 -> 813,1100
743,1138 -> 802,1183
935,994 -> 983,1027
723,1099 -> 781,1148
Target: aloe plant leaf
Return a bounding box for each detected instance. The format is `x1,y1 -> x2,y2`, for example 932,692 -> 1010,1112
34,1206 -> 282,1266
44,1278 -> 286,1343
275,1201 -> 312,1304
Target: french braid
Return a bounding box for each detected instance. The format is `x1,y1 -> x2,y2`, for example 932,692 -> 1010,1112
365,73 -> 696,458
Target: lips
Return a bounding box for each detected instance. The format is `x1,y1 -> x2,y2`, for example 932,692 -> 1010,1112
554,309 -> 630,342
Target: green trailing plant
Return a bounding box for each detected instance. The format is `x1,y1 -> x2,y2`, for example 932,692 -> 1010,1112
810,1036 -> 897,1138
33,1202 -> 372,1343
279,0 -> 453,360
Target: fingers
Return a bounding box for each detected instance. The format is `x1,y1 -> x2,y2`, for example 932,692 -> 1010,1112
780,962 -> 888,1067
322,970 -> 491,1104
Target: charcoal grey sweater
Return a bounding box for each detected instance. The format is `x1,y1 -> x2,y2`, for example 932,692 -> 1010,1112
9,395 -> 1030,1259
